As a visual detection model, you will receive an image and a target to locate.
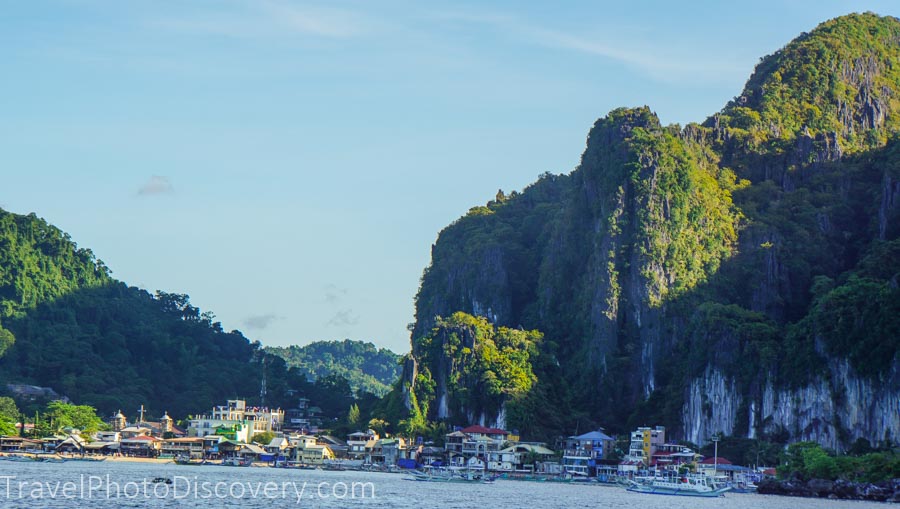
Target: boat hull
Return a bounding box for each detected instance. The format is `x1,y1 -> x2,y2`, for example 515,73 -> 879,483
627,485 -> 731,497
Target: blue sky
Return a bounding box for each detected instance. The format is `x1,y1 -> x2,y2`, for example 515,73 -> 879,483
1,1 -> 897,353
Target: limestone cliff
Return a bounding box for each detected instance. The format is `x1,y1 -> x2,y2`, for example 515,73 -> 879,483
401,13 -> 900,448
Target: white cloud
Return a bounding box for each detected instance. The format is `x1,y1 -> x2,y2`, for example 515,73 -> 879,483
137,176 -> 174,196
431,9 -> 746,83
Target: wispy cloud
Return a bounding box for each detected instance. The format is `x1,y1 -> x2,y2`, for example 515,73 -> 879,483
324,284 -> 348,304
137,176 -> 174,196
326,309 -> 358,327
243,313 -> 283,330
150,0 -> 367,40
431,9 -> 745,83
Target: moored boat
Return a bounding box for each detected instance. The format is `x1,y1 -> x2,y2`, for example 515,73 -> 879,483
404,467 -> 496,483
627,473 -> 731,497
221,456 -> 253,467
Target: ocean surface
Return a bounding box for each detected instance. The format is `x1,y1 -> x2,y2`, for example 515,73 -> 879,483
0,461 -> 888,508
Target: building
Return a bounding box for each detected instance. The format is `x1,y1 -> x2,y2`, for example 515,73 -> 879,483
347,430 -> 378,460
293,435 -> 334,464
490,443 -> 555,472
316,435 -> 348,458
444,425 -> 510,467
367,438 -> 407,466
109,410 -> 127,432
160,437 -> 205,458
650,443 -> 699,469
625,426 -> 666,465
188,399 -> 283,442
561,429 -> 615,476
119,435 -> 160,457
283,397 -> 317,432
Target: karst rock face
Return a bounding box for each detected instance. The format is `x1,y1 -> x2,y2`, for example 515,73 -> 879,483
399,13 -> 900,447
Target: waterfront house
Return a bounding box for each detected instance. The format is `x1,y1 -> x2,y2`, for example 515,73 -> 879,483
160,437 -> 205,459
316,435 -> 348,458
265,436 -> 290,455
624,426 -> 666,465
650,443 -> 699,469
120,435 -> 161,457
82,441 -> 119,456
696,457 -> 749,479
368,437 -> 406,466
562,429 -> 615,476
492,443 -> 556,472
292,435 -> 334,464
346,429 -> 378,460
418,445 -> 444,466
94,431 -> 121,443
0,436 -> 44,453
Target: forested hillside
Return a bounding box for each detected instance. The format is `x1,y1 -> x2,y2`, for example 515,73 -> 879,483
0,209 -> 367,420
266,339 -> 401,396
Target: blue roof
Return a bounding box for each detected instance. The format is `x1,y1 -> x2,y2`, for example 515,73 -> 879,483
573,430 -> 614,441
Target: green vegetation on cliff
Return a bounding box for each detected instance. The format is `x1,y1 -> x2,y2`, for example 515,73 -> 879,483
393,13 -> 900,446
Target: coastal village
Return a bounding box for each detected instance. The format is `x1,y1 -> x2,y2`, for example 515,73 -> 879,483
0,395 -> 765,489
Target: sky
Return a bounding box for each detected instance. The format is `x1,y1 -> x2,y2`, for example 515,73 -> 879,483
1,1 -> 897,354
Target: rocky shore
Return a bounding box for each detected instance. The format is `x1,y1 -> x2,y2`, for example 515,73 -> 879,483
757,478 -> 900,502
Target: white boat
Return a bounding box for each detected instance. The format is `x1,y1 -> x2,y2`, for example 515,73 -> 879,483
221,457 -> 253,467
404,467 -> 495,483
0,454 -> 38,462
627,473 -> 731,497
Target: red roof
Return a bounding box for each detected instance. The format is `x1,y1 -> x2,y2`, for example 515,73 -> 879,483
699,456 -> 732,465
461,425 -> 508,435
125,435 -> 159,442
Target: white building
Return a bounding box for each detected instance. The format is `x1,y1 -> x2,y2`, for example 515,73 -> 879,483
187,399 -> 284,442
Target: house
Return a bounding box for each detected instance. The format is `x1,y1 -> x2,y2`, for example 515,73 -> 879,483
316,435 -> 348,458
55,435 -> 86,454
368,438 -> 406,466
444,431 -> 466,456
293,435 -> 334,464
119,435 -> 161,457
696,457 -> 748,479
418,446 -> 444,466
83,441 -> 119,456
346,430 -> 378,460
160,437 -> 205,459
265,436 -> 291,454
445,425 -> 509,466
119,425 -> 153,439
650,443 -> 699,469
0,436 -> 44,453
94,431 -> 121,443
625,426 -> 666,465
562,430 -> 615,476
491,443 -> 556,472
283,397 -> 314,432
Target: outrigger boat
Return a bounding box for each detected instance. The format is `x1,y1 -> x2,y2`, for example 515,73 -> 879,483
221,456 -> 253,467
405,467 -> 496,483
627,473 -> 731,497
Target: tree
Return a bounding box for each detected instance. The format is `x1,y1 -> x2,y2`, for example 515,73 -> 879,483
43,401 -> 106,435
347,404 -> 360,426
251,431 -> 276,445
0,326 -> 14,358
368,418 -> 388,436
0,397 -> 16,436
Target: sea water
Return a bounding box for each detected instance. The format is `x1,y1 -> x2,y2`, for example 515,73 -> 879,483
0,461 -> 887,508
